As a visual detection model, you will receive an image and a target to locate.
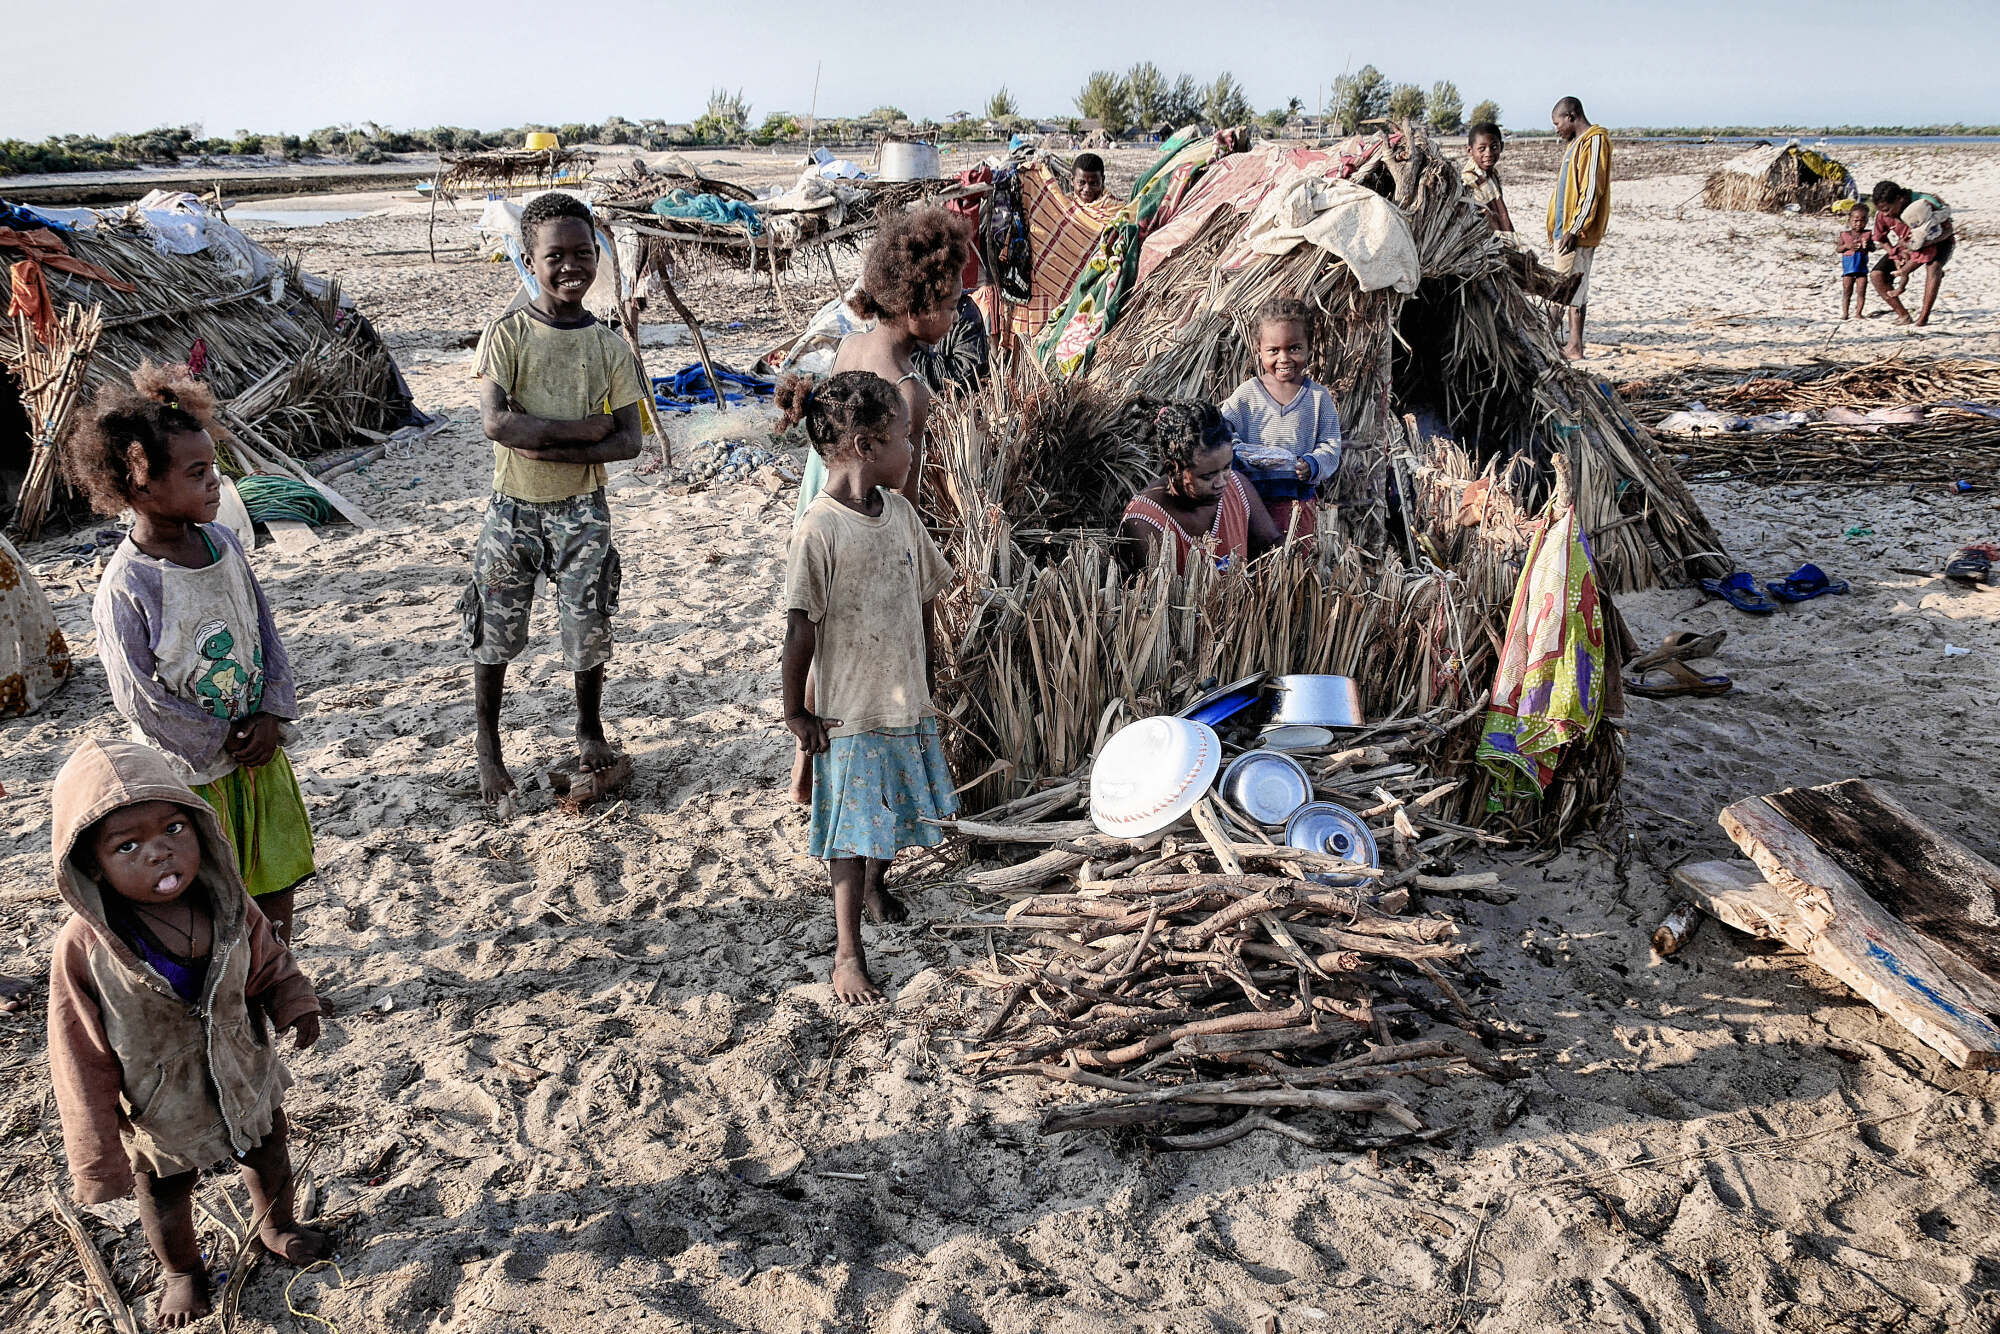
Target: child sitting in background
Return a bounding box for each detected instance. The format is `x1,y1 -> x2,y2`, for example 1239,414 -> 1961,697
66,365 -> 316,942
1220,296 -> 1342,542
49,739 -> 325,1328
1838,201 -> 1872,319
780,371 -> 958,1006
1120,400 -> 1279,573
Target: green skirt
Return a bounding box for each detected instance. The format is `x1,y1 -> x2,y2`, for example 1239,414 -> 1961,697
195,748 -> 316,898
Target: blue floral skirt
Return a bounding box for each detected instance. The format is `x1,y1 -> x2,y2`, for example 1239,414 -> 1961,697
809,720 -> 958,861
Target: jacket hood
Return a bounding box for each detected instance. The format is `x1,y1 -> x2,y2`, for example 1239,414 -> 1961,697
51,739 -> 248,971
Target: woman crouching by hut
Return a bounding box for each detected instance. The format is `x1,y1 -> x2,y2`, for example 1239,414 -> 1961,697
1118,399 -> 1278,574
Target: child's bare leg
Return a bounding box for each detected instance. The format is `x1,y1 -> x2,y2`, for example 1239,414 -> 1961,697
134,1167 -> 210,1327
863,856 -> 907,925
1871,268 -> 1911,323
1853,274 -> 1866,317
1841,275 -> 1854,318
828,857 -> 883,1004
238,1110 -> 331,1265
1915,264 -> 1942,326
474,663 -> 515,803
1562,305 -> 1588,359
257,886 -> 298,946
574,664 -> 614,770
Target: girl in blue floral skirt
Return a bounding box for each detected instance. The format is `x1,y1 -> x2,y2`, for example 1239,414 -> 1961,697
779,370 -> 957,1005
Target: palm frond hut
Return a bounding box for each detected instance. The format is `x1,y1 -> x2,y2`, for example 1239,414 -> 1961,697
926,123 -> 1730,842
1701,140 -> 1856,214
1,202 -> 420,536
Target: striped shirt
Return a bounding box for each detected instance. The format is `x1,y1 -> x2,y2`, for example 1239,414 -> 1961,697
1546,125 -> 1613,248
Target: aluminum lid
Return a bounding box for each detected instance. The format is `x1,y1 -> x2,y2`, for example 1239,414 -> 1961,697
1089,716 -> 1222,838
1284,802 -> 1380,886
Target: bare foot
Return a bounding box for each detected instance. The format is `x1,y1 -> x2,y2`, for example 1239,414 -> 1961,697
863,885 -> 908,925
1561,343 -> 1587,361
1914,316 -> 1930,327
154,1270 -> 211,1328
578,733 -> 617,772
0,975 -> 30,1013
477,752 -> 516,806
831,954 -> 883,1005
1894,314 -> 1914,326
258,1221 -> 334,1266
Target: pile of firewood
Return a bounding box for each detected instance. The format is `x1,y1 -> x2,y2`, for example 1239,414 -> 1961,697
941,724 -> 1538,1149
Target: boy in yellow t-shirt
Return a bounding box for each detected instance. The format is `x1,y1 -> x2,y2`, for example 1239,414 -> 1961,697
461,192 -> 644,806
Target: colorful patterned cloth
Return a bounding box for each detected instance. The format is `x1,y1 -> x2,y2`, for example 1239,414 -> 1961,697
809,721 -> 959,861
1036,128 -> 1242,374
1475,506 -> 1607,802
972,162 -> 1120,342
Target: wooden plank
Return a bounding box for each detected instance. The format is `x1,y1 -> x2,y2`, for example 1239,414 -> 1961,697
1677,857 -> 2000,1068
265,519 -> 322,554
221,411 -> 380,529
45,1185 -> 140,1334
1721,794 -> 2000,1070
1671,859 -> 1814,949
1762,780 -> 2000,986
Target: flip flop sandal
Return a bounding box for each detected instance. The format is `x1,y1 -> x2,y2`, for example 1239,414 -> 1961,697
1625,659 -> 1734,699
1946,547 -> 1994,585
1699,572 -> 1779,615
1626,628 -> 1728,673
1764,563 -> 1850,603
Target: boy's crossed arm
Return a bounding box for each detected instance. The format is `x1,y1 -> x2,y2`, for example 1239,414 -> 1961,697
478,380 -> 643,465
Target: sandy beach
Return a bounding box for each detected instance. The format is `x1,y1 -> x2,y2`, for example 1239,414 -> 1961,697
3,140 -> 1998,1332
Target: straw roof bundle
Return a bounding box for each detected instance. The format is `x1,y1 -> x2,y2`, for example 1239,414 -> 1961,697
1622,354 -> 2000,484
0,218 -> 413,534
1701,142 -> 1853,214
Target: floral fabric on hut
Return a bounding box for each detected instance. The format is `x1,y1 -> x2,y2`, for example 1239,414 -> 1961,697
0,533 -> 72,717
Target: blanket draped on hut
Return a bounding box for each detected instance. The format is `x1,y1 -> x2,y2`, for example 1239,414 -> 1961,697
0,533 -> 73,717
971,161 -> 1122,343
1475,504 -> 1607,802
1036,127 -> 1246,374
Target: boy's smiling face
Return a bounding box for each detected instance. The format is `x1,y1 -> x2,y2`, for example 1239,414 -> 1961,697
88,800 -> 202,906
1470,133 -> 1502,172
530,215 -> 598,314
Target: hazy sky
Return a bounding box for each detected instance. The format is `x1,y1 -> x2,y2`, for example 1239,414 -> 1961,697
5,0 -> 1995,140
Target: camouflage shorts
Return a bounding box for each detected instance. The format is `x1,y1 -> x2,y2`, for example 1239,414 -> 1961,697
459,489 -> 620,671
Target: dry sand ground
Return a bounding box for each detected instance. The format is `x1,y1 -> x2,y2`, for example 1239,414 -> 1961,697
3,142 -> 1999,1333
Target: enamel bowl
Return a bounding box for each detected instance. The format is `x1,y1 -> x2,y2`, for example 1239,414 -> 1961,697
1089,716 -> 1221,838
1219,750 -> 1313,826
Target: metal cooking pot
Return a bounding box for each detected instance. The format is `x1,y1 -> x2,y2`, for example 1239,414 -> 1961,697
1218,750 -> 1312,826
1268,675 -> 1364,728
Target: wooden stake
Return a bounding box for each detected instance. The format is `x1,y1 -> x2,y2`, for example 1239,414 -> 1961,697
44,1185 -> 139,1334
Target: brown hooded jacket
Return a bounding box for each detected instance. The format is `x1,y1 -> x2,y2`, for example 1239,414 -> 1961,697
48,738 -> 318,1204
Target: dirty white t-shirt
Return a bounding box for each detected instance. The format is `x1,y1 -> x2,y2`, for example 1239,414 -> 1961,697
784,490 -> 953,738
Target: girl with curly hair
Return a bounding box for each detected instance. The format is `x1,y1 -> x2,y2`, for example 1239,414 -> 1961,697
65,363 -> 316,942
1119,399 -> 1278,574
1220,294 -> 1342,543
779,371 -> 958,1004
795,206 -> 970,519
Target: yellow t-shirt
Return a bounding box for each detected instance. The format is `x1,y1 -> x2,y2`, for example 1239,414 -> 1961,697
472,307 -> 646,503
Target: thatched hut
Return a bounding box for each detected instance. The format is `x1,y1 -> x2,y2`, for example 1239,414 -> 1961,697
1701,140 -> 1855,214
926,124 -> 1730,841
1,200 -> 420,536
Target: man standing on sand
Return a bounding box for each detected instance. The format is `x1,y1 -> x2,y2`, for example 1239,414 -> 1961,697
1546,97 -> 1612,360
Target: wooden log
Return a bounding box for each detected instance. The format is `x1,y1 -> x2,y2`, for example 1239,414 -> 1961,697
1651,901 -> 1702,956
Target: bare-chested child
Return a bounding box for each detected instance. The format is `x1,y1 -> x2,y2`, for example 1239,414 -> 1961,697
466,192 -> 645,806
49,739 -> 327,1327
780,372 -> 958,1004
1838,201 -> 1872,319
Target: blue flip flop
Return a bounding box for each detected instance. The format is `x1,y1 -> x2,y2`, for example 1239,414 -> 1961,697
1764,563 -> 1850,603
1700,571 -> 1779,615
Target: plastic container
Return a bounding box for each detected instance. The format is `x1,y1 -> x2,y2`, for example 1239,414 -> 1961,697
524,132 -> 560,152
